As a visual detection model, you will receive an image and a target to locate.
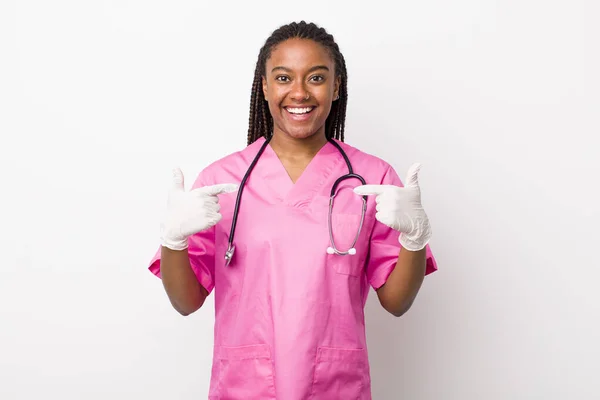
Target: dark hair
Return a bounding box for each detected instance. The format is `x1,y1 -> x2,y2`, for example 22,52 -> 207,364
247,21 -> 348,145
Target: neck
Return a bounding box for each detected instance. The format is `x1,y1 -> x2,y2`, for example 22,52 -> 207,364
269,130 -> 328,160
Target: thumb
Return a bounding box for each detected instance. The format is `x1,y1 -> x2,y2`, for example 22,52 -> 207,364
353,184 -> 388,196
197,183 -> 239,196
171,167 -> 185,191
404,163 -> 421,188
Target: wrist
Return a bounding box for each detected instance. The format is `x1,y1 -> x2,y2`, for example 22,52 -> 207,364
399,234 -> 427,251
161,237 -> 188,251
398,222 -> 432,251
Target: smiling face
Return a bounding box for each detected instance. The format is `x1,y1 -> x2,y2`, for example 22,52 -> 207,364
262,38 -> 340,142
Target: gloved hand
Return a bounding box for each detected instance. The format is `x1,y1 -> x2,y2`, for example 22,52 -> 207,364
353,163 -> 432,251
160,167 -> 238,251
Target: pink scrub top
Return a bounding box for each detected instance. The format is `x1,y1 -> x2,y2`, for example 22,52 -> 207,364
149,137 -> 437,399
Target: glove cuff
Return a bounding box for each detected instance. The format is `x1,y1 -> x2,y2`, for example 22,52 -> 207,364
398,219 -> 432,252
399,234 -> 429,252
160,237 -> 189,251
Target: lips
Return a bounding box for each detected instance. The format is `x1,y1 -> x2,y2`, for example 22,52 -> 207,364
284,106 -> 315,115
283,106 -> 315,122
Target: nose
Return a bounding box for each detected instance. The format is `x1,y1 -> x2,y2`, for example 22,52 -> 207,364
290,80 -> 309,102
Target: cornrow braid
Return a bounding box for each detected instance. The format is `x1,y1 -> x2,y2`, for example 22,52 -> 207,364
247,21 -> 348,145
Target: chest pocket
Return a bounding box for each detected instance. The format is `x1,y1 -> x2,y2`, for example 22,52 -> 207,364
326,213 -> 370,277
312,194 -> 373,278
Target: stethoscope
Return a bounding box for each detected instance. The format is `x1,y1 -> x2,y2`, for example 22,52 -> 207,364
224,136 -> 367,266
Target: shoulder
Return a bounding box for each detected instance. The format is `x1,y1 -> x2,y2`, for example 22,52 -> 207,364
193,138 -> 266,186
332,139 -> 404,185
332,139 -> 396,176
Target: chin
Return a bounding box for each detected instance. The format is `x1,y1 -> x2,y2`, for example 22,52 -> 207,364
287,130 -> 319,140
279,124 -> 325,140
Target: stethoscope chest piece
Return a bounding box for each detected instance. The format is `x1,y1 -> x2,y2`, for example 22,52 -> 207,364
326,189 -> 366,256
224,243 -> 235,266
327,246 -> 356,255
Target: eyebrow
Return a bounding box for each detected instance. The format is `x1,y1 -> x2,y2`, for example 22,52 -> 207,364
271,65 -> 330,74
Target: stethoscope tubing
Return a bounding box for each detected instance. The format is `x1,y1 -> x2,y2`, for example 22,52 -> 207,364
225,135 -> 367,265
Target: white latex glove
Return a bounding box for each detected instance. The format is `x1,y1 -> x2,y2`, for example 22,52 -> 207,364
160,167 -> 238,251
353,163 -> 432,251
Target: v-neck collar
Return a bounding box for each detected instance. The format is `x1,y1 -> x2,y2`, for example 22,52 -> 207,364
251,137 -> 345,208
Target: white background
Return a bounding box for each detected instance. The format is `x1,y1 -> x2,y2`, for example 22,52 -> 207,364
1,1 -> 598,399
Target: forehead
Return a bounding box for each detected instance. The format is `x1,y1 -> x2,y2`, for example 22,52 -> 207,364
266,38 -> 334,70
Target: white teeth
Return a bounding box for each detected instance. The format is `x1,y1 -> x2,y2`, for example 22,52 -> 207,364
286,107 -> 313,114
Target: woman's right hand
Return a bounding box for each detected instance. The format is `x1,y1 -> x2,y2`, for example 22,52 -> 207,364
160,167 -> 238,251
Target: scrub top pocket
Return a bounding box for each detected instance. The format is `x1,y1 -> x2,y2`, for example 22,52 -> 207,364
217,344 -> 276,399
310,347 -> 370,399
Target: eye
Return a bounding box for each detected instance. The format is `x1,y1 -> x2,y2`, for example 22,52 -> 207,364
310,75 -> 325,83
275,75 -> 290,82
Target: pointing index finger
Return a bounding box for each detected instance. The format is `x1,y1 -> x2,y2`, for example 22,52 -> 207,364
197,183 -> 239,196
353,184 -> 387,196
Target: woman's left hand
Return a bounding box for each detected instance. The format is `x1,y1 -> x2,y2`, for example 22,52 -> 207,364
354,163 -> 432,251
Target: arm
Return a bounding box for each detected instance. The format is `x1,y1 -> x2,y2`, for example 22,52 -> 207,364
375,247 -> 426,317
160,247 -> 209,316
156,168 -> 237,316
355,162 -> 434,317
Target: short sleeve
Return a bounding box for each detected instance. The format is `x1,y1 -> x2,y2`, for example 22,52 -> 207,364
147,171 -> 217,294
365,165 -> 438,290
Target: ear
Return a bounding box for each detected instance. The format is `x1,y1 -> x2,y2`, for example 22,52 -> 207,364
262,76 -> 268,101
334,75 -> 341,100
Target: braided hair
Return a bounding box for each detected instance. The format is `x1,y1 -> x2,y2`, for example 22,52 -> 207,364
247,21 -> 348,145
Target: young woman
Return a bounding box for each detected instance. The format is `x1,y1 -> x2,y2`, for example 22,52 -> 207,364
149,21 -> 437,400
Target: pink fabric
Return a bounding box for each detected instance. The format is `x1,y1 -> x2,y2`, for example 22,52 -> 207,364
148,137 -> 437,399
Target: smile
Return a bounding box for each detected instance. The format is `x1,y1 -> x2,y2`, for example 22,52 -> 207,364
285,107 -> 314,115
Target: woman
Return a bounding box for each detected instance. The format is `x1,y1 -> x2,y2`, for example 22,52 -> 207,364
149,21 -> 437,400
